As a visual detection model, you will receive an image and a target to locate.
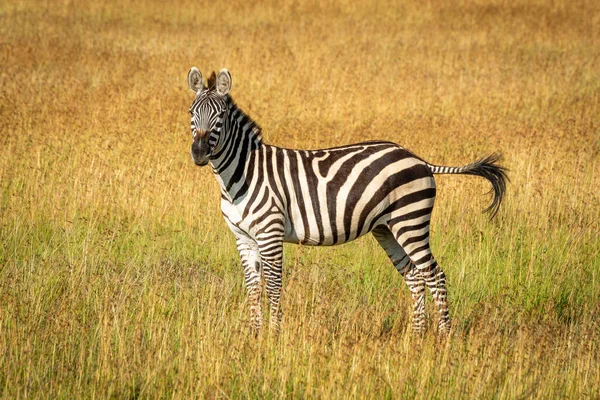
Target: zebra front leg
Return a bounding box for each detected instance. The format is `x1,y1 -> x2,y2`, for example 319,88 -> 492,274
257,236 -> 284,333
236,236 -> 263,334
372,226 -> 426,335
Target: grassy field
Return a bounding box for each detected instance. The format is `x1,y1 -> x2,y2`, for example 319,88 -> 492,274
1,0 -> 599,397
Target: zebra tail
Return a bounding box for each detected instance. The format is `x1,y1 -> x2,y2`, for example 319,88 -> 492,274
426,152 -> 509,219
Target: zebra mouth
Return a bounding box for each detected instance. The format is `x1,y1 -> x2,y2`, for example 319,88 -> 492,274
191,142 -> 211,166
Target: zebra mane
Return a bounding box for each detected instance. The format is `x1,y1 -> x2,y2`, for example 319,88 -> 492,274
206,72 -> 217,90
227,96 -> 263,145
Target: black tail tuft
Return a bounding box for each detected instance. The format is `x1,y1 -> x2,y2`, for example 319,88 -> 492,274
463,153 -> 509,219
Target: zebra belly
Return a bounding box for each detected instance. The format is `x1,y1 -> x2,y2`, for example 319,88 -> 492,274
282,216 -> 322,245
282,208 -> 384,246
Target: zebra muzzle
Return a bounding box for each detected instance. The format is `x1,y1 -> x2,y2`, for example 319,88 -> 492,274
191,129 -> 211,166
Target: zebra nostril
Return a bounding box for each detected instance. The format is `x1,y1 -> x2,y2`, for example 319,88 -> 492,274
191,141 -> 201,154
194,129 -> 209,139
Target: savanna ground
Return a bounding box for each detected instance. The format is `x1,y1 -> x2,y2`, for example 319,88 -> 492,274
1,0 -> 599,398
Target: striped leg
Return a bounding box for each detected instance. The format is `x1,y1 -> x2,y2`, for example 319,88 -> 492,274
372,226 -> 426,334
423,259 -> 450,334
404,266 -> 427,334
257,232 -> 284,333
389,223 -> 451,334
236,235 -> 263,333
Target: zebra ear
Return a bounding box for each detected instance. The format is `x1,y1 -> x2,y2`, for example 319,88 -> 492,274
188,67 -> 203,92
216,68 -> 232,96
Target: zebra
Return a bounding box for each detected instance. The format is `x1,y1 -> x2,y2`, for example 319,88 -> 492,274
187,67 -> 507,335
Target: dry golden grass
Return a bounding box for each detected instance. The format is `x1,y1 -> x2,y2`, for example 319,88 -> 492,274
1,0 -> 599,398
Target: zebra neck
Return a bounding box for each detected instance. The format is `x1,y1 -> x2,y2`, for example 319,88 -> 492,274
209,104 -> 263,202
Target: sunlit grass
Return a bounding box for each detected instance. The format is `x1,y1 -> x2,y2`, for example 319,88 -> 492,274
1,0 -> 599,397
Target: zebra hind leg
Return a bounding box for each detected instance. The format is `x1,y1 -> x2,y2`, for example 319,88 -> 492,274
372,226 -> 426,335
390,224 -> 451,335
404,266 -> 427,334
422,258 -> 450,334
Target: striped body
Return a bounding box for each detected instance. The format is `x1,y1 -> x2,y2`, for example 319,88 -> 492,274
187,68 -> 507,334
221,141 -> 435,248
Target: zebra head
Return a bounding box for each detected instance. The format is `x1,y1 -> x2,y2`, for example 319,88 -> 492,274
187,67 -> 232,166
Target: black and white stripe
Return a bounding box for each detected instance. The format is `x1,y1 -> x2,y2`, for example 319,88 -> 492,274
187,67 -> 508,334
